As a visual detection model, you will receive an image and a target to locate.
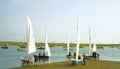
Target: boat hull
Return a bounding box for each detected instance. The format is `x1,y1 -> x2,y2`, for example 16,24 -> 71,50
86,53 -> 100,60
21,59 -> 33,66
37,47 -> 45,49
17,48 -> 27,51
71,58 -> 83,65
1,46 -> 8,49
38,56 -> 49,59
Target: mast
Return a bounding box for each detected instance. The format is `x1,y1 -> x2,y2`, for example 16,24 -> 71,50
45,32 -> 48,53
89,28 -> 92,55
76,16 -> 80,60
67,33 -> 70,55
93,34 -> 96,52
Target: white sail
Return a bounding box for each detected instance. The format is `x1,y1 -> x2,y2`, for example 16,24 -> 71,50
67,33 -> 70,55
93,35 -> 96,52
89,28 -> 92,55
45,32 -> 51,57
27,16 -> 36,55
75,16 -> 80,60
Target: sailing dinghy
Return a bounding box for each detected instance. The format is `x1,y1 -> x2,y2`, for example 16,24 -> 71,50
37,32 -> 51,59
71,17 -> 83,65
66,33 -> 72,57
21,16 -> 36,66
86,30 -> 100,59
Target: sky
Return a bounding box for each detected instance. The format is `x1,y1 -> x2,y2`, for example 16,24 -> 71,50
1,0 -> 120,44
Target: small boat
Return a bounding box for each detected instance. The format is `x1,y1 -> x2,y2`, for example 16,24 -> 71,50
19,46 -> 26,48
21,16 -> 36,66
1,44 -> 8,49
79,46 -> 84,48
37,47 -> 45,49
37,32 -> 51,59
71,58 -> 83,65
97,46 -> 104,49
17,48 -> 27,51
86,28 -> 100,59
17,46 -> 27,51
66,33 -> 73,58
37,55 -> 49,59
71,16 -> 83,65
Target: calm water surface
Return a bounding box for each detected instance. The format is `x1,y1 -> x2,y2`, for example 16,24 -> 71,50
0,45 -> 120,69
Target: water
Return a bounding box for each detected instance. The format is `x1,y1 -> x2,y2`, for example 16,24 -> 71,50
0,46 -> 120,69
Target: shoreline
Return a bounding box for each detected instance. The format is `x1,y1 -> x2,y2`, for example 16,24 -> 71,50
0,41 -> 120,47
13,59 -> 120,69
100,59 -> 120,62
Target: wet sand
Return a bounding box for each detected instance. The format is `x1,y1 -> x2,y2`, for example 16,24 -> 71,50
13,59 -> 120,69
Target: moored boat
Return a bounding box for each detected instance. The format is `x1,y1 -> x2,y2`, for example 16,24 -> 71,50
1,44 -> 8,49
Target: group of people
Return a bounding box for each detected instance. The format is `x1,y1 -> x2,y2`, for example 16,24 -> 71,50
38,52 -> 45,56
23,51 -> 99,66
33,52 -> 46,65
93,52 -> 100,60
34,51 -> 99,65
69,51 -> 100,65
68,52 -> 86,65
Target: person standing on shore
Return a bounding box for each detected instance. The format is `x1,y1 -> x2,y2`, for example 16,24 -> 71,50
68,52 -> 72,56
74,52 -> 76,58
83,53 -> 86,65
96,52 -> 100,60
38,52 -> 42,56
34,55 -> 38,65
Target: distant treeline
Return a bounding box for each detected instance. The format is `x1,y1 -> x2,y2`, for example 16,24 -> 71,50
0,41 -> 120,47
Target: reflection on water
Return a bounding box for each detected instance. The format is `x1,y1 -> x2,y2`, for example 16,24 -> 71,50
0,46 -> 120,69
38,59 -> 51,64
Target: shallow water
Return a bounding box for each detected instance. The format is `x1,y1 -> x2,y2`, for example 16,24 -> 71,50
0,45 -> 120,69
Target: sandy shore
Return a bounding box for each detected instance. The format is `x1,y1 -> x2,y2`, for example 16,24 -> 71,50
13,59 -> 120,69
